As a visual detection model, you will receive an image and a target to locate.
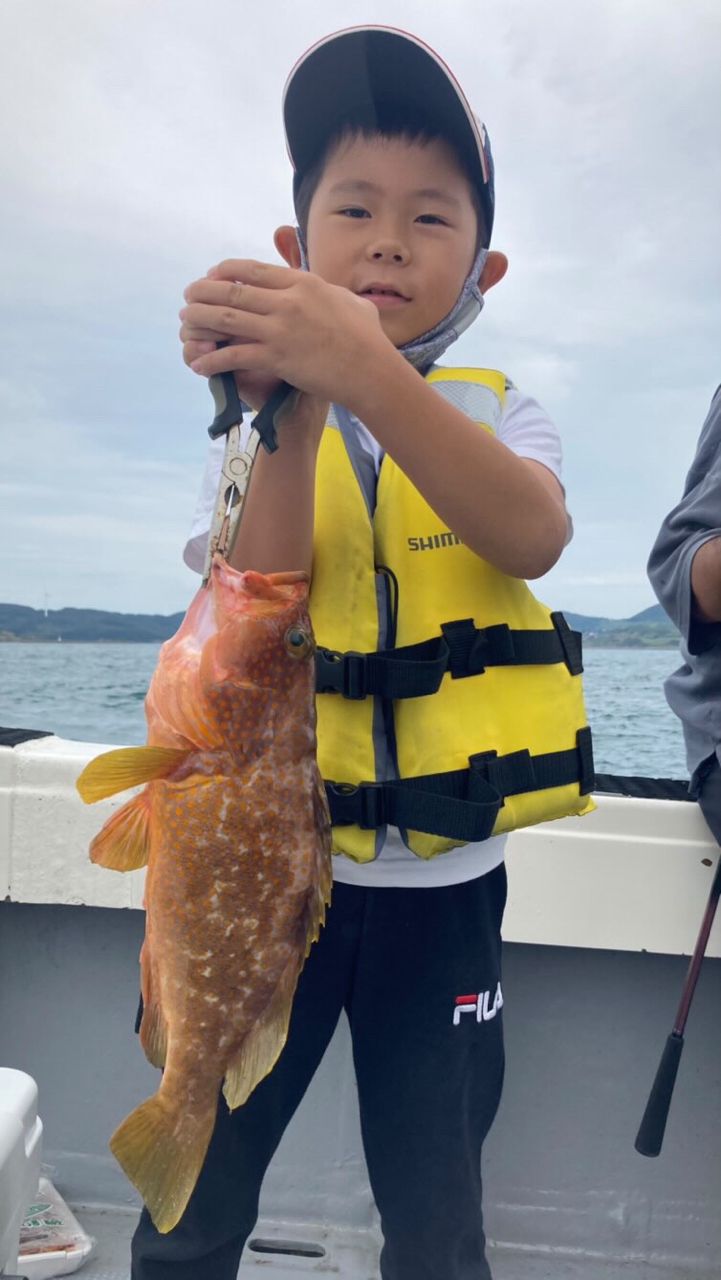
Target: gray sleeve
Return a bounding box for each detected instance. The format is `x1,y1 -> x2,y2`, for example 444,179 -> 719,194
647,386 -> 721,656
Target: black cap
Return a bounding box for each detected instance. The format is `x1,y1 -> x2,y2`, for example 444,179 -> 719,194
283,26 -> 495,243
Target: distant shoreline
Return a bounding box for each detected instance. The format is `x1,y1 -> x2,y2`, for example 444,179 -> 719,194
0,601 -> 679,649
0,637 -> 680,651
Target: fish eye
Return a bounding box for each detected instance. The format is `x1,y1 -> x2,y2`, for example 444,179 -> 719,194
284,626 -> 314,659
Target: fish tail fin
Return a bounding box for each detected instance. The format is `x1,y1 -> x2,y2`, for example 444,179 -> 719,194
110,1091 -> 216,1235
89,792 -> 152,871
77,745 -> 188,804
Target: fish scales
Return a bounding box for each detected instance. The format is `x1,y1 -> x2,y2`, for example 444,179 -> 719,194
76,555 -> 332,1232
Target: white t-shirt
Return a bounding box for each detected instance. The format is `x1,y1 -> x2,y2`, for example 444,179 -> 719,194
184,383 -> 568,889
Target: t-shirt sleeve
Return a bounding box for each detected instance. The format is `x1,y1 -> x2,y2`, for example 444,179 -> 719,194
183,433 -> 239,575
647,386 -> 721,655
496,386 -> 564,484
497,385 -> 572,543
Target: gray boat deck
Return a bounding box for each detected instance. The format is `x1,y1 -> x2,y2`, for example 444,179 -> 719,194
62,1205 -> 714,1280
4,897 -> 720,1280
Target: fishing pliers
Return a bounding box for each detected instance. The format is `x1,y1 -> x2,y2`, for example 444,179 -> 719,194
202,365 -> 297,583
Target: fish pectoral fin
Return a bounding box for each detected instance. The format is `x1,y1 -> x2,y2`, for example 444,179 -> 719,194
110,1090 -> 217,1235
77,746 -> 188,804
89,792 -> 152,871
141,1009 -> 168,1069
223,969 -> 297,1111
138,962 -> 167,1064
301,791 -> 333,959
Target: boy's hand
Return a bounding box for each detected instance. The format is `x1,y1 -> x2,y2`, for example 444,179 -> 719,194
180,291 -> 280,414
179,260 -> 393,411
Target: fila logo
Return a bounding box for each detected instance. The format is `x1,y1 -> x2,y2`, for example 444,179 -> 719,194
453,983 -> 503,1026
407,532 -> 462,552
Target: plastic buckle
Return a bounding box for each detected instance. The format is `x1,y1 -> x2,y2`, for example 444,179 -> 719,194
358,783 -> 385,829
316,649 -> 368,699
326,781 -> 384,828
342,652 -> 368,699
316,648 -> 345,694
326,781 -> 359,825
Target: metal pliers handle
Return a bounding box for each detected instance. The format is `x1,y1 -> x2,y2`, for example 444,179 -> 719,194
202,367 -> 297,583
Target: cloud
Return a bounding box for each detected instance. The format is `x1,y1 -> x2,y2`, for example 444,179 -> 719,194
1,0 -> 719,618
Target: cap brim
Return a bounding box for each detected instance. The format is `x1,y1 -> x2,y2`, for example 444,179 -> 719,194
283,26 -> 492,239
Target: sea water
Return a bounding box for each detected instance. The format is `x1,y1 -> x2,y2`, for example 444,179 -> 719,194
0,642 -> 688,779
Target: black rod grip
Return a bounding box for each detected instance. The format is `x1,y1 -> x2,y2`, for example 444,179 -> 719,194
634,1032 -> 684,1157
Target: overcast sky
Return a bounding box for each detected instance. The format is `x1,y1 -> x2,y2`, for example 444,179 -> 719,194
1,0 -> 719,619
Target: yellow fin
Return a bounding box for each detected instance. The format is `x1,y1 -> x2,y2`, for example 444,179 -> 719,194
223,969 -> 296,1111
77,746 -> 187,804
303,783 -> 333,957
140,1003 -> 168,1070
138,944 -> 167,1068
139,998 -> 168,1071
110,1092 -> 216,1234
89,792 -> 152,871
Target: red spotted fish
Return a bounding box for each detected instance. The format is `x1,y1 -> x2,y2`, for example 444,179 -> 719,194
76,554 -> 332,1233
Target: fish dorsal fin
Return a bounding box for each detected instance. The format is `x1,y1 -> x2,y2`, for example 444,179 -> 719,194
77,746 -> 188,803
223,963 -> 297,1111
89,792 -> 152,871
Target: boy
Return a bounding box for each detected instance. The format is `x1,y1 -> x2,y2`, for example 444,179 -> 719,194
133,26 -> 591,1280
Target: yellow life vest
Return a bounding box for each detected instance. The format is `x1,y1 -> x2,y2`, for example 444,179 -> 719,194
309,367 -> 595,863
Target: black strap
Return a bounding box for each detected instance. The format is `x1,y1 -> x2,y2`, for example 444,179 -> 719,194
594,774 -> 694,802
0,726 -> 53,747
316,640 -> 447,699
325,729 -> 593,841
315,613 -> 583,700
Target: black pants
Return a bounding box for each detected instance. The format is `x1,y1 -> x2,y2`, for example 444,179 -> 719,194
131,865 -> 507,1280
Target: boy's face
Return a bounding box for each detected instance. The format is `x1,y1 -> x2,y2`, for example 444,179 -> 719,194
304,134 -> 480,348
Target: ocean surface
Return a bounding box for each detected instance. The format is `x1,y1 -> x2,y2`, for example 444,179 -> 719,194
0,642 -> 689,779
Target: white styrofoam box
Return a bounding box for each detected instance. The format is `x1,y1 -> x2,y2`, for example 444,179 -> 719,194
0,1069 -> 43,1276
18,1178 -> 93,1279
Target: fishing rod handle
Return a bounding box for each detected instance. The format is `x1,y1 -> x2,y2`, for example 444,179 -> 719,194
634,1031 -> 684,1157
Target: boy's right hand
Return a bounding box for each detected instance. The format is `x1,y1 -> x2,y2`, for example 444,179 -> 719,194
180,314 -> 279,414
180,287 -> 329,447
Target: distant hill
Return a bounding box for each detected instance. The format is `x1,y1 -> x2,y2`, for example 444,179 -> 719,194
565,603 -> 678,648
0,603 -> 184,643
0,601 -> 680,648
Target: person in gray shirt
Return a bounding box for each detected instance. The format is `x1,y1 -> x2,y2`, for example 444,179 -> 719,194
648,385 -> 721,839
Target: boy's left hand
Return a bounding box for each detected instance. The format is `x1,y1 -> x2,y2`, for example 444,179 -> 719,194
181,260 -> 394,410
